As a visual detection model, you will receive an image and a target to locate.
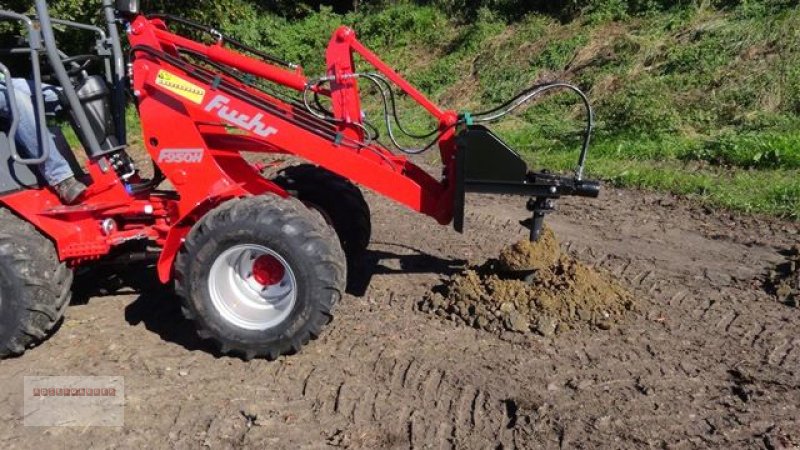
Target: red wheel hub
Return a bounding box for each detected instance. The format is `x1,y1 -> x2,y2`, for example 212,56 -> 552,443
251,254 -> 285,286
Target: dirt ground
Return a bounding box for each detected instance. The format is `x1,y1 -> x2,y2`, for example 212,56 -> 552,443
1,184 -> 799,449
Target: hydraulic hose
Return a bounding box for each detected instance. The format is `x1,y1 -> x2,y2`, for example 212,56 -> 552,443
469,82 -> 594,180
302,73 -> 444,155
302,74 -> 594,177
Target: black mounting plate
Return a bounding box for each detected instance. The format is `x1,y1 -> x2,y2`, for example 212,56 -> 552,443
453,124 -> 600,236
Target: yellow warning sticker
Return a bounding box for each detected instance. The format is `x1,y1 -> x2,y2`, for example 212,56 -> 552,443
155,70 -> 205,104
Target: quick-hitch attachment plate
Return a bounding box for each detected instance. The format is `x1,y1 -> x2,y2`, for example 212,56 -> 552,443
453,125 -> 600,241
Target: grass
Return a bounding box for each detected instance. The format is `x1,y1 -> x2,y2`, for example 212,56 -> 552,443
533,147 -> 800,219
478,117 -> 800,218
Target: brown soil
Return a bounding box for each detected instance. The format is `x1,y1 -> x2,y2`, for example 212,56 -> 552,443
497,227 -> 561,271
1,182 -> 800,449
421,228 -> 634,336
764,245 -> 800,307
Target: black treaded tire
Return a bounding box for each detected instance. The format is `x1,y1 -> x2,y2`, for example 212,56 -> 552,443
175,195 -> 346,360
273,164 -> 371,260
0,209 -> 72,358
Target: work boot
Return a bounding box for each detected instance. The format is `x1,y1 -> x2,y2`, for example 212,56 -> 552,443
53,177 -> 87,205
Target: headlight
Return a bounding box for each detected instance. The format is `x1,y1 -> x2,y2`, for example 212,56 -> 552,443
115,0 -> 140,14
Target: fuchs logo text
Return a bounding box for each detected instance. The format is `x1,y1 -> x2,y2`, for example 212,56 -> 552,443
204,95 -> 278,138
157,148 -> 204,163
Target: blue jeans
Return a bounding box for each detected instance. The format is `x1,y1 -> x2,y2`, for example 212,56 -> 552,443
0,78 -> 74,185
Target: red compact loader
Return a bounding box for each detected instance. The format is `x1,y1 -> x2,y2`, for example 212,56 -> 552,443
0,0 -> 599,359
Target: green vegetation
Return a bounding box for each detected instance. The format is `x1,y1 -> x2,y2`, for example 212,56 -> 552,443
4,0 -> 800,217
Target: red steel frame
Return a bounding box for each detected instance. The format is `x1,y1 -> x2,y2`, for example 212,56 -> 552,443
0,15 -> 463,283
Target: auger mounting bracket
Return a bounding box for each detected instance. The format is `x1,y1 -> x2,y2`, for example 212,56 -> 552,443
453,125 -> 600,241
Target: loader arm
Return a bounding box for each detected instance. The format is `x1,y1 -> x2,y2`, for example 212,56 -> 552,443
128,15 -> 459,225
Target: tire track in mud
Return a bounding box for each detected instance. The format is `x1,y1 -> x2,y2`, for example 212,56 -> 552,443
333,209 -> 699,447
280,209 -> 533,447
297,310 -> 518,448
403,209 -> 799,447
295,211 -> 685,448
562,239 -> 800,445
292,211 -> 527,447
289,204 -> 799,448
563,236 -> 800,371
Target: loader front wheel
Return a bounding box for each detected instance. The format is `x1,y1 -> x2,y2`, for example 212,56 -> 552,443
175,195 -> 346,360
0,209 -> 72,358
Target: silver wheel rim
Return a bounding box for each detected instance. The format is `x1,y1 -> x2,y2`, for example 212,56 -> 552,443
208,244 -> 297,331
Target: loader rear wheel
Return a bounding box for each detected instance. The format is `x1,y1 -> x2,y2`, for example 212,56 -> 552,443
175,195 -> 346,360
273,164 -> 371,260
0,209 -> 72,358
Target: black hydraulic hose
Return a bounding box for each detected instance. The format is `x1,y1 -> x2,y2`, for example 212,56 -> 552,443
133,46 -> 327,133
132,47 -> 332,136
177,48 -> 305,110
470,82 -> 594,180
300,73 -> 594,171
176,49 -> 341,137
299,81 -> 408,167
363,119 -> 381,142
313,89 -> 332,117
358,73 -> 443,155
211,76 -> 371,150
471,82 -> 592,122
146,14 -> 594,174
301,82 -> 376,145
302,73 -> 444,155
169,49 -> 346,138
366,73 -> 439,140
142,15 -> 398,156
301,80 -> 336,121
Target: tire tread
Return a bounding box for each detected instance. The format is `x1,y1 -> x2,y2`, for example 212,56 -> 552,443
273,164 -> 371,259
0,209 -> 72,358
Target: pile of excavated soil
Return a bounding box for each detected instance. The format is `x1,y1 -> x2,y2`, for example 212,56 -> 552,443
764,245 -> 800,307
419,228 -> 635,336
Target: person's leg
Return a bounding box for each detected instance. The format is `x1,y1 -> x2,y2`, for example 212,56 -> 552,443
10,79 -> 75,185
0,79 -> 84,203
40,83 -> 62,112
